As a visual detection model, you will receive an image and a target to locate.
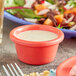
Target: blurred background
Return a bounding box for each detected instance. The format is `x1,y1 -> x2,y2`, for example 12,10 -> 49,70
0,0 -> 76,75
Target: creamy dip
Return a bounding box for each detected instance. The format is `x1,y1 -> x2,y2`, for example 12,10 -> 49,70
16,30 -> 58,41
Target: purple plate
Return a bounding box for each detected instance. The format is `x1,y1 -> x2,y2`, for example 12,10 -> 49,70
4,11 -> 76,38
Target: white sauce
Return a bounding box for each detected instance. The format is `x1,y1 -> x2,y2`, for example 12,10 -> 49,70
16,30 -> 58,42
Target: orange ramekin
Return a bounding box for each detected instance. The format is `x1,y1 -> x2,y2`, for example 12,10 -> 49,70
56,56 -> 76,76
10,25 -> 64,65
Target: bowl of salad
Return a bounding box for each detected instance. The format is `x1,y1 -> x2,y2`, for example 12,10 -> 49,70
4,0 -> 76,38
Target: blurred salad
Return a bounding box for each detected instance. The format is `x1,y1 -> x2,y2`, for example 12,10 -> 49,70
5,0 -> 76,30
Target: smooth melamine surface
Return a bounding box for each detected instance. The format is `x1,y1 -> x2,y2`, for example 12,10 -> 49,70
16,30 -> 58,42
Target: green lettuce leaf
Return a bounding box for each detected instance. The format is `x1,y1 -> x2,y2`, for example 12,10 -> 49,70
14,0 -> 25,6
46,0 -> 55,4
57,24 -> 63,29
67,0 -> 76,7
15,9 -> 43,19
5,0 -> 18,15
59,8 -> 64,14
4,0 -> 18,7
5,0 -> 25,15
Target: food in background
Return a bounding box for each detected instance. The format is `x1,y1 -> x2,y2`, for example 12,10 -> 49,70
5,0 -> 76,30
24,70 -> 50,76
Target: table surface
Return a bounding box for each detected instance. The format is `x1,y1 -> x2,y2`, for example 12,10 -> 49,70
0,18 -> 76,75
